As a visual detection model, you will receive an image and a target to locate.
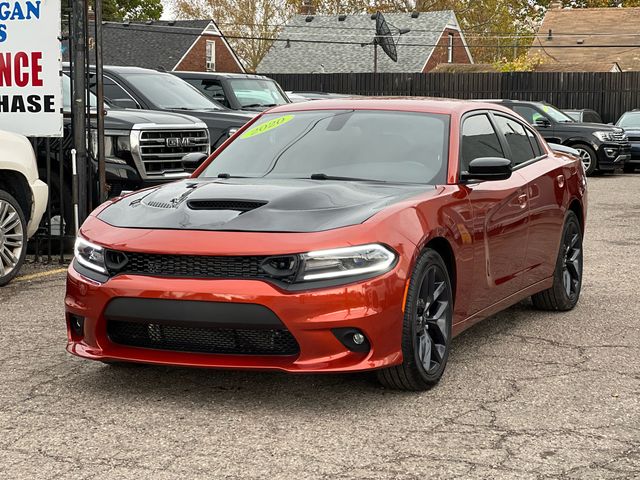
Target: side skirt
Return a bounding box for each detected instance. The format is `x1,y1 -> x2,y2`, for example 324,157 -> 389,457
452,277 -> 554,337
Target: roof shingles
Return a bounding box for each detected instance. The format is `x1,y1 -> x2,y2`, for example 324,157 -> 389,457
258,12 -> 461,73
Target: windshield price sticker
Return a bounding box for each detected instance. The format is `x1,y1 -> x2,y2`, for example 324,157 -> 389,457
241,115 -> 293,139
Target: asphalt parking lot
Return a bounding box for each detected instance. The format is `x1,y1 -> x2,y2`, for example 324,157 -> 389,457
0,174 -> 638,479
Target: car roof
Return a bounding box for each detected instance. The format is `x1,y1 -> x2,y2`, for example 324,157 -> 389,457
173,71 -> 273,80
266,97 -> 520,116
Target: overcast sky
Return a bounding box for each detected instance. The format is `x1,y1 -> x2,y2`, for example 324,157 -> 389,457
161,0 -> 175,20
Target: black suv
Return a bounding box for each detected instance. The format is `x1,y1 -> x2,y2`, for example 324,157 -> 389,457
173,72 -> 290,112
35,74 -> 209,235
77,66 -> 256,149
616,110 -> 640,173
487,100 -> 630,175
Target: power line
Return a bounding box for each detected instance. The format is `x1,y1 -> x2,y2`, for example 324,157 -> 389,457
101,20 -> 640,39
101,23 -> 640,49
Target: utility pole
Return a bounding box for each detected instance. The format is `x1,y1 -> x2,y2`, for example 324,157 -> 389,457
71,0 -> 87,228
94,0 -> 106,202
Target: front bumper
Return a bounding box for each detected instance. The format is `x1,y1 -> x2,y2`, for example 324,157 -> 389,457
27,179 -> 48,238
65,263 -> 407,373
626,141 -> 640,164
596,142 -> 631,171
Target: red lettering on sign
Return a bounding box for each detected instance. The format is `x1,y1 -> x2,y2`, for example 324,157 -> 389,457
0,52 -> 47,87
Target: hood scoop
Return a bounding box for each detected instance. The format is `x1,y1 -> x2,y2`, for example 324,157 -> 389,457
186,199 -> 267,213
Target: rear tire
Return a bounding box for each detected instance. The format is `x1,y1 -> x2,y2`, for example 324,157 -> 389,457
0,190 -> 28,287
532,211 -> 583,311
376,249 -> 453,391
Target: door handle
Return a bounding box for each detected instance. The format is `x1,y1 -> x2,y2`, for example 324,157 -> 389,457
518,193 -> 528,208
556,174 -> 565,188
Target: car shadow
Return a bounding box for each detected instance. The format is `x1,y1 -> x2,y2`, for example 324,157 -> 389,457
68,298 -> 543,408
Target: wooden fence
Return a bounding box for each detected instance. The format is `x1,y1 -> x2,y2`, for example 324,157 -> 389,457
266,72 -> 640,123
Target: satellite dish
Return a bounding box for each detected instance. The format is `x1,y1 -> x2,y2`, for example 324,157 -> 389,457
375,12 -> 397,63
369,12 -> 410,72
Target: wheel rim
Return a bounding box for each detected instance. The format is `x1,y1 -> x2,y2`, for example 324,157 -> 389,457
576,148 -> 592,171
561,222 -> 582,298
414,265 -> 450,375
0,200 -> 24,278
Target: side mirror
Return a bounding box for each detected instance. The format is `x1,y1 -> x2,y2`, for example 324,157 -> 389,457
461,157 -> 512,182
181,152 -> 209,173
534,118 -> 551,128
110,98 -> 139,109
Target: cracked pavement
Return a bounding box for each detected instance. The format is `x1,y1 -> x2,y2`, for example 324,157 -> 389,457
0,174 -> 639,479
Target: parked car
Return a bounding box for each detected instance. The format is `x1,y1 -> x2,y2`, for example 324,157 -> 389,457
0,130 -> 48,286
66,99 -> 587,391
616,110 -> 640,173
487,100 -> 630,175
563,109 -> 603,124
73,65 -> 255,149
290,91 -> 358,101
173,72 -> 290,112
35,73 -> 209,235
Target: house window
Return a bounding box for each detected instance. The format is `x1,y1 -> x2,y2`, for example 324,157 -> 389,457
205,40 -> 216,71
447,33 -> 454,63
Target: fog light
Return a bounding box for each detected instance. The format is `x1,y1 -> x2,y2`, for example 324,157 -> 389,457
331,328 -> 370,353
68,314 -> 85,337
604,148 -> 616,158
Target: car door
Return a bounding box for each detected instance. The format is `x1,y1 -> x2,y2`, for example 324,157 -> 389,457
494,115 -> 566,287
460,113 -> 530,314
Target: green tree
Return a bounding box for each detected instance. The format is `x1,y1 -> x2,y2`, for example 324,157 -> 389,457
102,0 -> 163,21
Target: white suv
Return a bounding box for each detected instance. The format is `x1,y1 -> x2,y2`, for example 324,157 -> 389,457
0,130 -> 48,286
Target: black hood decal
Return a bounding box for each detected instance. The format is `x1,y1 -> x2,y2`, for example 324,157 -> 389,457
98,178 -> 431,232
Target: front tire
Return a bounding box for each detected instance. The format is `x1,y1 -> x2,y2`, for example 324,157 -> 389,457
532,211 -> 583,311
573,144 -> 598,176
623,164 -> 636,173
377,249 -> 453,391
0,190 -> 28,287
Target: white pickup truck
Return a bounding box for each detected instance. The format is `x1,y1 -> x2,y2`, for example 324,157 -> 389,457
0,130 -> 48,286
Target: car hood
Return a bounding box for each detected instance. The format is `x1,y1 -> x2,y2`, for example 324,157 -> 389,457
104,108 -> 206,130
556,122 -> 623,132
97,178 -> 430,233
166,109 -> 256,123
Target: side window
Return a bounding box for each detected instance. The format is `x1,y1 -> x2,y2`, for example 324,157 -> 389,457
191,79 -> 228,107
526,128 -> 543,157
103,77 -> 139,108
512,105 -> 548,125
494,115 -> 536,166
460,114 -> 504,172
585,111 -> 602,123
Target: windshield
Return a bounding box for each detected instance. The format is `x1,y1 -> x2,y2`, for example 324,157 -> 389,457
200,110 -> 450,184
617,113 -> 640,128
229,79 -> 288,108
121,72 -> 223,111
62,74 -> 99,111
539,104 -> 574,123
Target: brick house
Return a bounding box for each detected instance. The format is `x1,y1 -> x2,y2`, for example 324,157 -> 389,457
258,11 -> 473,74
95,20 -> 245,73
529,4 -> 640,72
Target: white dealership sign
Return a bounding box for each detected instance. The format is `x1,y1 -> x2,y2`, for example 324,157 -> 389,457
0,0 -> 62,136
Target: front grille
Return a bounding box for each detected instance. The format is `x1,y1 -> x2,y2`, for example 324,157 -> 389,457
104,251 -> 298,283
609,131 -> 627,142
138,129 -> 209,177
107,320 -> 300,355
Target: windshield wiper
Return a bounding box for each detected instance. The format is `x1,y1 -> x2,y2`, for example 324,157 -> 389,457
242,103 -> 278,108
308,173 -> 387,183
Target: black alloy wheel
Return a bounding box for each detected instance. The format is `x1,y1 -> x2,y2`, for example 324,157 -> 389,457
377,249 -> 453,391
532,211 -> 583,311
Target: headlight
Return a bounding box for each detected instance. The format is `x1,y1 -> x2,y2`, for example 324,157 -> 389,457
90,134 -> 131,163
593,130 -> 624,142
300,244 -> 396,281
74,236 -> 107,274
